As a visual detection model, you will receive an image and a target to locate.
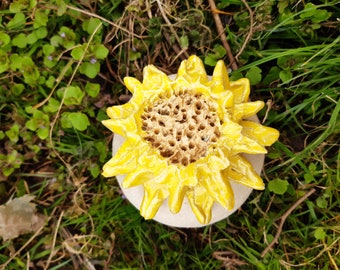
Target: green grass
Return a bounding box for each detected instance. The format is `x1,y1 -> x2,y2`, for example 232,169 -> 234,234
0,0 -> 339,269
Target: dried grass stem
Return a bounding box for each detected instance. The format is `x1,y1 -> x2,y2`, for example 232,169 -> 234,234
208,0 -> 238,70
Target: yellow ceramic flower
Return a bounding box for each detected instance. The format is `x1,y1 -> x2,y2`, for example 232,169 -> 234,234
102,55 -> 279,224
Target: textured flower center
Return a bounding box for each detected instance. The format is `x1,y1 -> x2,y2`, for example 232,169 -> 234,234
141,91 -> 221,166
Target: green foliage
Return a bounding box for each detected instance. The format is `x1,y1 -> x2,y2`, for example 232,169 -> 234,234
0,50 -> 10,73
276,1 -> 333,39
0,0 -> 338,269
0,32 -> 11,47
82,17 -> 102,35
51,26 -> 77,49
9,0 -> 37,12
6,13 -> 26,29
268,179 -> 289,195
61,112 -> 90,131
85,82 -> 100,98
0,150 -> 23,177
204,44 -> 226,66
314,227 -> 326,240
71,43 -> 108,78
0,0 -> 109,186
5,124 -> 20,143
246,66 -> 262,85
10,55 -> 40,86
25,109 -> 50,139
57,86 -> 85,105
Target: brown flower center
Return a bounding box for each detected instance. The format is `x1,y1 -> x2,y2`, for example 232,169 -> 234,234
141,91 -> 221,166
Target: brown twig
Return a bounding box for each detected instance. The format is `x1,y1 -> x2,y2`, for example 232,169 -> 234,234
213,251 -> 247,268
235,0 -> 254,61
261,188 -> 316,257
65,5 -> 144,39
163,31 -> 188,62
156,0 -> 189,59
44,211 -> 64,270
208,0 -> 238,70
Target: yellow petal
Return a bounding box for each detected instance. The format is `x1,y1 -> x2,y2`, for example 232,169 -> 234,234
122,149 -> 166,188
187,187 -> 214,224
214,91 -> 234,119
222,155 -> 265,190
220,120 -> 266,154
179,164 -> 198,186
102,117 -> 137,137
233,101 -> 264,122
163,164 -> 197,213
230,78 -> 250,103
159,164 -> 197,213
206,149 -> 230,171
210,60 -> 230,93
168,183 -> 188,214
231,135 -> 267,154
124,77 -> 142,94
241,121 -> 280,146
140,182 -> 169,219
202,172 -> 234,210
106,103 -> 136,120
122,166 -> 153,188
220,118 -> 243,141
217,91 -> 234,108
102,140 -> 138,177
171,76 -> 191,92
172,76 -> 212,97
142,65 -> 171,95
177,55 -> 208,84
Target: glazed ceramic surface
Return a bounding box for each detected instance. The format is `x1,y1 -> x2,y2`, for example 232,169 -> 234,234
112,70 -> 265,228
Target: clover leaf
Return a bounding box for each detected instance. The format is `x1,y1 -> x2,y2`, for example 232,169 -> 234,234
61,112 -> 90,131
57,86 -> 85,105
25,109 -> 50,140
268,179 -> 289,195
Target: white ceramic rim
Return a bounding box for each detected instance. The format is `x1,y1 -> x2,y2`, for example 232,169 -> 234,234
111,75 -> 264,228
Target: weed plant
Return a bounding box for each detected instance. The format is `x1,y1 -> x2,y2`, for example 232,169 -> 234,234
0,0 -> 339,269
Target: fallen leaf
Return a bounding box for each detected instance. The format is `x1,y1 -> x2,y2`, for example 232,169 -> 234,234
0,195 -> 45,241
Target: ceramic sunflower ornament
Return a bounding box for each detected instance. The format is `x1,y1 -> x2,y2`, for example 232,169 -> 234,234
102,55 -> 279,227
